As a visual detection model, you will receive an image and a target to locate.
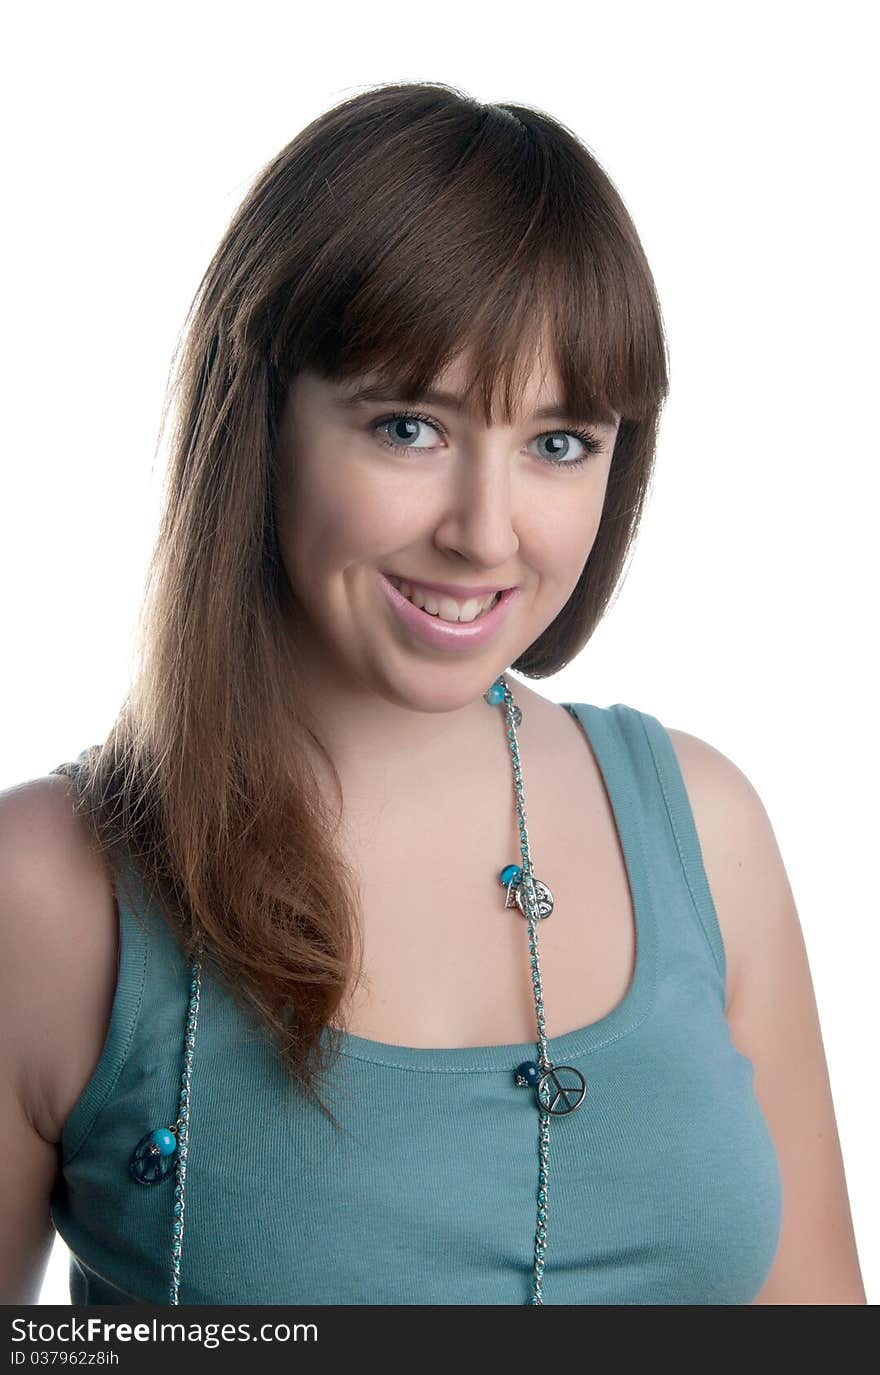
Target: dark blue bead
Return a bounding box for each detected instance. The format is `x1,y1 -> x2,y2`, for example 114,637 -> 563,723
514,1060 -> 540,1086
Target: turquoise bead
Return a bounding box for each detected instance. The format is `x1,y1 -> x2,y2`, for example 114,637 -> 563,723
486,681 -> 506,704
151,1128 -> 178,1156
500,863 -> 521,886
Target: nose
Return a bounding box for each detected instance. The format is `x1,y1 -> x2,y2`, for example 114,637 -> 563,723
431,446 -> 521,570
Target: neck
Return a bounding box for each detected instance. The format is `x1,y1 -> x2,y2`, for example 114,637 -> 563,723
286,610 -> 514,790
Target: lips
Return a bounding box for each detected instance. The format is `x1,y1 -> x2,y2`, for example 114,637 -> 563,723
377,571 -> 520,652
380,571 -> 513,600
385,574 -> 500,622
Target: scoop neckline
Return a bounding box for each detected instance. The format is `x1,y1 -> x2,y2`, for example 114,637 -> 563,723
319,700 -> 657,1073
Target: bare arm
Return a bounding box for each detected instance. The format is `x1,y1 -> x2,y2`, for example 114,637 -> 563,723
0,1096 -> 58,1305
668,728 -> 867,1305
0,776 -> 118,1304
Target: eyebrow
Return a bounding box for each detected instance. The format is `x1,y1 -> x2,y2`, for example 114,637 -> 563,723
337,384 -> 619,429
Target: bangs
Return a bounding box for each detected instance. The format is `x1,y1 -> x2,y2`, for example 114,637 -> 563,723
270,99 -> 667,430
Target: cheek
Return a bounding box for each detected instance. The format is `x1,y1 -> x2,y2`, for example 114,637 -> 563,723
277,450 -> 411,590
525,485 -> 607,617
533,492 -> 604,568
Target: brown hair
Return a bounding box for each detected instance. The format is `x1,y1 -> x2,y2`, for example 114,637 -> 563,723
52,80 -> 670,1127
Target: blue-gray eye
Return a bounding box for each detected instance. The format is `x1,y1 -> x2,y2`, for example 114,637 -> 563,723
371,410 -> 604,469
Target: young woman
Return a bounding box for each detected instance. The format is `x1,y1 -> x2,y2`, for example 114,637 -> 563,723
0,81 -> 866,1306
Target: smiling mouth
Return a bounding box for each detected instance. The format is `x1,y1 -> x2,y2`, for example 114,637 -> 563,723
384,574 -> 502,623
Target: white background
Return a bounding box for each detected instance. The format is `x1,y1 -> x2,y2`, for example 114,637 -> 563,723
2,0 -> 876,1306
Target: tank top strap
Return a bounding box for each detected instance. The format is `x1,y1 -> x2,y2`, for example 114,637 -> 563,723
561,701 -> 727,1010
59,851 -> 192,1171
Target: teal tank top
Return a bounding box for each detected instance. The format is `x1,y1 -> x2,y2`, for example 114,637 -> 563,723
49,703 -> 783,1305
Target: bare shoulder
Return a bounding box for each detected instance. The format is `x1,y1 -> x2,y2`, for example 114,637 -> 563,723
0,772 -> 119,1145
664,725 -> 867,1303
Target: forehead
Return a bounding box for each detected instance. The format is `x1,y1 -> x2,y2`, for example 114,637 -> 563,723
332,349 -> 620,430
431,344 -> 560,398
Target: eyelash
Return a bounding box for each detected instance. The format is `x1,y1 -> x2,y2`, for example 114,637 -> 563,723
369,409 -> 604,470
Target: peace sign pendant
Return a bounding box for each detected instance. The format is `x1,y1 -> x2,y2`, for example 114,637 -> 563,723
514,1060 -> 587,1115
129,1126 -> 178,1184
537,1064 -> 587,1115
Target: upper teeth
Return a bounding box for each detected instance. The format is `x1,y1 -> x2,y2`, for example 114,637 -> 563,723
387,576 -> 500,623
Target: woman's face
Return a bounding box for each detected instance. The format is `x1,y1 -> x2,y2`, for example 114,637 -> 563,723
275,346 -> 620,714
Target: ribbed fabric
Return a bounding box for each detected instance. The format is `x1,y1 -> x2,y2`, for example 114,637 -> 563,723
49,703 -> 782,1305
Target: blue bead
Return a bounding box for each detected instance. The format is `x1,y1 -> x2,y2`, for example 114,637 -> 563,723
486,681 -> 506,704
499,863 -> 521,886
515,1060 -> 540,1086
151,1128 -> 177,1157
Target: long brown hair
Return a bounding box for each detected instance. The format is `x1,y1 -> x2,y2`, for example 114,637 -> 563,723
52,81 -> 670,1128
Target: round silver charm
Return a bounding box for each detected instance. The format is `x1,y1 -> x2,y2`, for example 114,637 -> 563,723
537,1065 -> 587,1115
513,876 -> 554,921
129,1127 -> 178,1184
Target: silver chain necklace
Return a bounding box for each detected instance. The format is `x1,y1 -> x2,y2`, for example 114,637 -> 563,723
128,671 -> 587,1304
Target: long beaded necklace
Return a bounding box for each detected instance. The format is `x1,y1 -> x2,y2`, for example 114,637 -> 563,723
128,671 -> 588,1304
